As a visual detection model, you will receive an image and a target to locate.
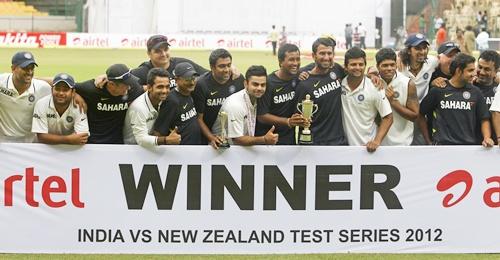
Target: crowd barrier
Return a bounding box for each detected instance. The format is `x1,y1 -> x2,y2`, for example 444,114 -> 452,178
1,143 -> 499,254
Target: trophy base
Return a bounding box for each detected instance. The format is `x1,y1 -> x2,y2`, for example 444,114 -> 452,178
219,142 -> 230,149
298,134 -> 313,145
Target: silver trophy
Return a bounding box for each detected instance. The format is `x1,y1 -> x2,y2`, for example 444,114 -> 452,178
218,111 -> 230,148
296,94 -> 318,145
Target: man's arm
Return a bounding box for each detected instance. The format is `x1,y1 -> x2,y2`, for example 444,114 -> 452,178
197,113 -> 222,148
129,109 -> 158,148
492,112 -> 500,147
386,80 -> 419,121
37,133 -> 88,145
480,119 -> 494,147
232,125 -> 278,146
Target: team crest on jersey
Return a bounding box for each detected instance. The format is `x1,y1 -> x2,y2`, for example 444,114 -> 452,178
229,85 -> 236,94
393,91 -> 400,98
66,116 -> 74,123
28,94 -> 35,103
463,91 -> 471,100
357,94 -> 365,101
423,73 -> 429,80
330,72 -> 337,80
291,79 -> 297,88
494,87 -> 497,93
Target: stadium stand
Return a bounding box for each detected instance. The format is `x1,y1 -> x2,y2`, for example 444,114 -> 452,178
0,0 -> 47,16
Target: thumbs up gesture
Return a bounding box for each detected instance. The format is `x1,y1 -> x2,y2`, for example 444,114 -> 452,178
263,125 -> 279,145
165,127 -> 181,145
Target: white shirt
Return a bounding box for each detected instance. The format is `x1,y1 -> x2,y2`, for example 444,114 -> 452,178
381,73 -> 414,146
215,89 -> 256,141
476,31 -> 489,51
123,92 -> 161,148
0,73 -> 51,142
358,25 -> 367,37
400,55 -> 438,103
489,86 -> 500,112
32,95 -> 89,136
341,76 -> 392,145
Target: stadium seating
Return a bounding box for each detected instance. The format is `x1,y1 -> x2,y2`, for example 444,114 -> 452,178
0,1 -> 48,16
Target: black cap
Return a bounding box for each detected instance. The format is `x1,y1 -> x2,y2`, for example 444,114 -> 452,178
147,35 -> 170,52
106,64 -> 137,86
438,41 -> 461,55
53,73 -> 75,88
173,62 -> 199,78
12,51 -> 37,68
404,33 -> 429,47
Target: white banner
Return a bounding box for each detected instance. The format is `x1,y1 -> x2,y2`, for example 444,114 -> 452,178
65,33 -> 347,50
1,144 -> 499,254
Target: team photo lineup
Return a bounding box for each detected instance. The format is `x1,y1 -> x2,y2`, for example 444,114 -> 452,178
2,32 -> 500,151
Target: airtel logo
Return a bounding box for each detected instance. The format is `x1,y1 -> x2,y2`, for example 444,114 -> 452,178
73,37 -> 81,44
437,170 -> 500,208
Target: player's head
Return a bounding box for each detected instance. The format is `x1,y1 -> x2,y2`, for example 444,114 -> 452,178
344,47 -> 366,78
244,65 -> 267,99
450,53 -> 476,83
375,48 -> 397,82
476,50 -> 500,85
51,73 -> 75,107
173,62 -> 199,94
106,64 -> 136,96
278,43 -> 300,76
209,48 -> 233,83
401,34 -> 429,66
312,37 -> 336,70
146,68 -> 171,103
11,51 -> 37,87
437,41 -> 461,76
147,35 -> 170,68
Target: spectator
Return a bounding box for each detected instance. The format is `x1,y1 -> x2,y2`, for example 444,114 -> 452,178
344,24 -> 353,49
435,23 -> 447,47
476,28 -> 490,54
268,25 -> 279,56
358,22 -> 367,49
463,25 -> 476,55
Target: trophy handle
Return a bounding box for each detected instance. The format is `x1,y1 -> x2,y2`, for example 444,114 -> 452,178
296,103 -> 302,113
312,104 -> 318,114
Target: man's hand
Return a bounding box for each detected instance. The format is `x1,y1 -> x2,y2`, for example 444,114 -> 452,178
431,77 -> 447,88
288,113 -> 308,128
368,74 -> 384,90
385,85 -> 396,103
263,125 -> 279,145
366,140 -> 380,153
298,71 -> 310,81
208,135 -> 223,149
68,133 -> 88,145
231,65 -> 241,80
165,127 -> 181,145
73,93 -> 88,113
482,137 -> 494,148
94,74 -> 108,89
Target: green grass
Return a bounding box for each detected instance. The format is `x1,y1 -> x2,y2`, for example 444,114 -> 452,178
0,47 -> 375,81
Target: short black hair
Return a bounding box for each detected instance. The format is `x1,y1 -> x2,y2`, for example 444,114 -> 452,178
278,43 -> 300,63
344,47 -> 366,67
375,48 -> 397,65
312,37 -> 336,54
245,65 -> 267,80
147,67 -> 170,86
479,50 -> 500,70
209,48 -> 232,67
450,53 -> 476,76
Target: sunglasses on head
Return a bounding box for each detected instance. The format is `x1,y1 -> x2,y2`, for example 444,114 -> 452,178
109,70 -> 131,81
